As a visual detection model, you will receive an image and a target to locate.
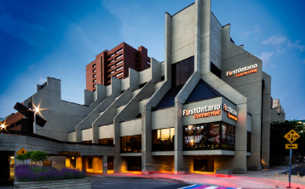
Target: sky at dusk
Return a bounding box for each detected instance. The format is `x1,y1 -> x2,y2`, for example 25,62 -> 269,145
0,0 -> 305,120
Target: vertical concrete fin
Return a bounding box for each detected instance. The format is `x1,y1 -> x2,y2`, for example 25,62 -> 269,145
199,0 -> 211,75
194,0 -> 202,74
84,89 -> 93,106
262,72 -> 271,168
129,68 -> 139,91
96,83 -> 106,101
151,58 -> 161,83
165,13 -> 172,85
111,77 -> 121,97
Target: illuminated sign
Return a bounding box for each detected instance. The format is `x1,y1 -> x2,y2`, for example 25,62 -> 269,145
223,104 -> 237,121
226,64 -> 258,78
183,104 -> 221,119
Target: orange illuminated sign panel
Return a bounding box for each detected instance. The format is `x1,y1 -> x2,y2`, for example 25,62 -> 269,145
226,64 -> 258,78
223,104 -> 238,121
183,104 -> 221,119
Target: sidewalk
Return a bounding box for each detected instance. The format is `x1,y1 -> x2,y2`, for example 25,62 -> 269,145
88,164 -> 305,189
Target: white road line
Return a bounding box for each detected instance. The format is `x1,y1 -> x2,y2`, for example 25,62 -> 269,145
177,184 -> 197,189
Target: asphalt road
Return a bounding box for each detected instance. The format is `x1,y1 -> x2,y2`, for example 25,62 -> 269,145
284,163 -> 305,176
89,176 -> 190,189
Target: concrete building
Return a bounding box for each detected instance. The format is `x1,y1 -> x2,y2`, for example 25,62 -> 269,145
0,0 -> 286,180
86,42 -> 150,91
270,98 -> 285,122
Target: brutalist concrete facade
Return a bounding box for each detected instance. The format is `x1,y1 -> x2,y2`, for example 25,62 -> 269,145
2,0 -> 285,174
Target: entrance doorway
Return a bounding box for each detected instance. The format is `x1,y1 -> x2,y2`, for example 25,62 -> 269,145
0,151 -> 15,186
108,157 -> 114,171
127,157 -> 141,171
194,159 -> 208,172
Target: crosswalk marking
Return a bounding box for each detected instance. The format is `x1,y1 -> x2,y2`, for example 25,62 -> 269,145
178,185 -> 238,189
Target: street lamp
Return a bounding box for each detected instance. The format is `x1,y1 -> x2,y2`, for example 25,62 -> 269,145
0,121 -> 7,131
31,103 -> 43,134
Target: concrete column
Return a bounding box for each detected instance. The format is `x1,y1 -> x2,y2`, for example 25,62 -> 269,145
262,73 -> 272,168
129,68 -> 139,91
113,119 -> 123,172
141,107 -> 153,173
194,0 -> 201,74
164,13 -> 172,84
151,58 -> 161,84
103,156 -> 108,174
174,101 -> 184,174
84,90 -> 93,106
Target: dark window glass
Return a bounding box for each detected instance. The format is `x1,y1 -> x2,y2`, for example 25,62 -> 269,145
189,56 -> 194,76
172,56 -> 194,86
120,135 -> 142,153
183,122 -> 222,150
82,140 -> 92,144
127,157 -> 141,171
247,132 -> 251,152
175,61 -> 181,86
180,59 -> 189,84
211,62 -> 221,78
99,138 -> 113,145
88,158 -> 93,169
185,80 -> 221,104
221,123 -> 235,150
152,128 -> 175,151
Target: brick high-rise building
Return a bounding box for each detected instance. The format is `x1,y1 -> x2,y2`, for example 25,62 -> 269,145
86,42 -> 150,91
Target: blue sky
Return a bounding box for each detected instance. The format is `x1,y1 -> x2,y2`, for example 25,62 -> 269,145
0,0 -> 304,120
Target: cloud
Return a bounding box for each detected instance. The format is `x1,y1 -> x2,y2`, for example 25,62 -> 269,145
258,51 -> 274,66
39,77 -> 47,83
242,32 -> 250,38
262,34 -> 287,46
276,48 -> 285,55
0,13 -> 50,47
254,24 -> 262,39
28,63 -> 35,70
288,40 -> 305,52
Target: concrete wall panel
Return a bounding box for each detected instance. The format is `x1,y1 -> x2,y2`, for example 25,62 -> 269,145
120,119 -> 142,136
152,108 -> 175,129
98,124 -> 114,139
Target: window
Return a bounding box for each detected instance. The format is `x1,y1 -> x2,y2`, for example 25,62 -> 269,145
116,54 -> 123,60
82,140 -> 92,144
88,158 -> 93,169
115,48 -> 123,54
152,128 -> 175,151
116,60 -> 123,66
172,56 -> 194,86
183,122 -> 235,151
211,62 -> 221,78
93,84 -> 96,88
93,69 -> 96,73
93,79 -> 96,83
247,132 -> 251,152
110,71 -> 114,74
93,74 -> 96,78
121,135 -> 141,152
221,123 -> 235,150
99,138 -> 113,145
92,64 -> 96,68
116,66 -> 123,72
116,72 -> 123,78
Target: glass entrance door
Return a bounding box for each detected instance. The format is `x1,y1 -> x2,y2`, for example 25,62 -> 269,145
194,159 -> 208,172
